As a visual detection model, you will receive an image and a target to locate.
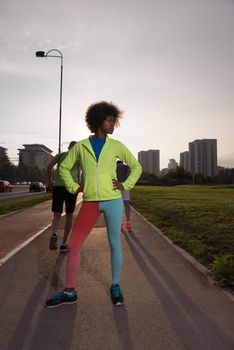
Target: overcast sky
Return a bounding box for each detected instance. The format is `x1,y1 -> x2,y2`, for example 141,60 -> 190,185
0,0 -> 234,169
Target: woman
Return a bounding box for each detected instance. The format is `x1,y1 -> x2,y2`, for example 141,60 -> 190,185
45,101 -> 142,308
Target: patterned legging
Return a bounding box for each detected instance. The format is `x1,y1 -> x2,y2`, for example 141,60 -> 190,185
66,198 -> 124,288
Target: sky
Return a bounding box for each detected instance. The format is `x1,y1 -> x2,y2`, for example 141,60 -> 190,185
0,0 -> 234,169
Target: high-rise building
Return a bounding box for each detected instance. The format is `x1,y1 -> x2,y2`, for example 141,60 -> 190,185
180,151 -> 189,171
138,149 -> 160,176
188,139 -> 217,177
168,158 -> 178,170
0,146 -> 8,163
18,144 -> 53,169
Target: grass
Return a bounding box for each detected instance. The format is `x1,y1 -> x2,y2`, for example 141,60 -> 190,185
131,185 -> 234,289
0,194 -> 52,215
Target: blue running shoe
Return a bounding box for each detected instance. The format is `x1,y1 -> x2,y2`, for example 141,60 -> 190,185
44,290 -> 77,308
110,284 -> 124,306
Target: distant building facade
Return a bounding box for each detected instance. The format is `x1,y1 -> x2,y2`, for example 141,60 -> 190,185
18,144 -> 53,169
180,151 -> 189,171
168,159 -> 178,170
138,149 -> 160,176
0,146 -> 8,163
188,139 -> 217,177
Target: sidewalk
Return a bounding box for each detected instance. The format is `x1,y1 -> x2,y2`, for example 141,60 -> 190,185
0,200 -> 234,350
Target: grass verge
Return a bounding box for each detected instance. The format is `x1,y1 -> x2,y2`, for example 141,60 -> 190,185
0,194 -> 51,215
131,185 -> 234,289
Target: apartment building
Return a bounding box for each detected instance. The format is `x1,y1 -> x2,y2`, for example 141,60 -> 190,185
0,146 -> 8,162
180,151 -> 189,171
168,158 -> 178,170
138,149 -> 160,176
18,144 -> 53,169
188,139 -> 217,177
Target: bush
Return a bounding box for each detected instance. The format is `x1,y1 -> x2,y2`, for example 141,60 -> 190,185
212,255 -> 234,288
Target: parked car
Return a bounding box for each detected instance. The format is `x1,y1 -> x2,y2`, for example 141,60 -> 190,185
0,180 -> 13,192
29,182 -> 46,192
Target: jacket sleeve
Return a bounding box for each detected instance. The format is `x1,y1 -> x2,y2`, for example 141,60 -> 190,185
117,142 -> 142,190
59,143 -> 80,193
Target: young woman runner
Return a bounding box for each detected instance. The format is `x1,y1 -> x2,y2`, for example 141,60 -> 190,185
45,101 -> 142,308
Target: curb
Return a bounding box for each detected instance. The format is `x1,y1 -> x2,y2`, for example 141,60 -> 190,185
131,206 -> 234,303
0,208 -> 26,220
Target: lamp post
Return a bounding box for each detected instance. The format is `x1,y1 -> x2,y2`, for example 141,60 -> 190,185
36,49 -> 63,153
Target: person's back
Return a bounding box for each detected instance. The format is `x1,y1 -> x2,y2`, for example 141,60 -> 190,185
116,161 -> 132,230
116,161 -> 130,182
54,151 -> 78,186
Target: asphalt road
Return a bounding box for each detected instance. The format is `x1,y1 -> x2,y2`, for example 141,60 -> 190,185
0,185 -> 47,203
0,201 -> 234,350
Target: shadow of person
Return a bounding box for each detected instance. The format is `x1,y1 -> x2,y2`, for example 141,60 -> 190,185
7,278 -> 47,350
29,303 -> 78,350
30,253 -> 77,350
45,253 -> 66,298
122,230 -> 234,350
112,305 -> 133,350
7,252 -> 75,350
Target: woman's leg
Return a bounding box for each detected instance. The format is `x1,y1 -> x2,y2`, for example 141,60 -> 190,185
66,201 -> 100,289
101,198 -> 124,284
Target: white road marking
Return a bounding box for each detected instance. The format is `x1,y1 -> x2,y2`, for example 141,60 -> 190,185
0,198 -> 82,266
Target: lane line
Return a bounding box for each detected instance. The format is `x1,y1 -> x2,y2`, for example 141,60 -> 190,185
0,198 -> 82,267
0,224 -> 52,266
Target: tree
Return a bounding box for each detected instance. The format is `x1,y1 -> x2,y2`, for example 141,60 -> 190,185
0,161 -> 47,183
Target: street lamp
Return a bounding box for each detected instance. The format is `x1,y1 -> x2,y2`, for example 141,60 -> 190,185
36,49 -> 63,153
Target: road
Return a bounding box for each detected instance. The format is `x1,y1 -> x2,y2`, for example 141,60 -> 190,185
0,200 -> 233,350
0,185 -> 48,203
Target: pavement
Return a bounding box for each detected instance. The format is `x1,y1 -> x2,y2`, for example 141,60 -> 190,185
0,196 -> 234,350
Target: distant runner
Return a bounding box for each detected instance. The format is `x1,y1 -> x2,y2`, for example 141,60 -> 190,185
116,160 -> 132,230
47,141 -> 79,253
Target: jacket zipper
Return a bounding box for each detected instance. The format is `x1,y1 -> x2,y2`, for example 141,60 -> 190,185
96,162 -> 99,200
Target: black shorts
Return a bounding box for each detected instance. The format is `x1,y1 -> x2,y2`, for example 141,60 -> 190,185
52,186 -> 78,213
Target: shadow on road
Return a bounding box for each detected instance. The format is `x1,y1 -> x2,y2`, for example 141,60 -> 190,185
7,253 -> 77,350
122,229 -> 234,350
29,303 -> 77,350
7,278 -> 47,350
112,305 -> 133,350
45,253 -> 66,298
29,253 -> 77,350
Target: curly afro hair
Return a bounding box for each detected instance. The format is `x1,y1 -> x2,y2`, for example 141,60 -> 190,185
85,101 -> 123,133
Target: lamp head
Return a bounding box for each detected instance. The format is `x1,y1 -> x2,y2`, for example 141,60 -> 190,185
36,51 -> 45,57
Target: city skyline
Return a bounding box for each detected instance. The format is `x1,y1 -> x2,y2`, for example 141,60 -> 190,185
2,137 -> 230,174
1,0 -> 234,169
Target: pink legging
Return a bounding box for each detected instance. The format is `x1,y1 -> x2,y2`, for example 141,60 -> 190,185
66,199 -> 123,288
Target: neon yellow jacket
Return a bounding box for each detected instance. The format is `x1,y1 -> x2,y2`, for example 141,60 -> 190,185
59,136 -> 142,201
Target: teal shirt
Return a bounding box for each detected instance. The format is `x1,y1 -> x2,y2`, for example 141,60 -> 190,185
54,151 -> 78,186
